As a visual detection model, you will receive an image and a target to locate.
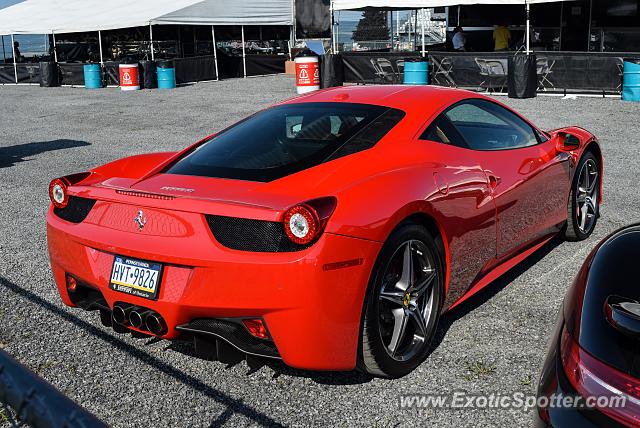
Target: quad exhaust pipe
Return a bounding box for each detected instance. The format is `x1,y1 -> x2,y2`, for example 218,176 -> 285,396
145,312 -> 167,335
129,309 -> 151,329
112,304 -> 167,335
112,304 -> 134,325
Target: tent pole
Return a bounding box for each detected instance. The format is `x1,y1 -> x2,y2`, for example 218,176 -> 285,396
525,1 -> 530,55
52,32 -> 58,62
11,34 -> 17,83
2,36 -> 6,63
291,0 -> 297,52
98,30 -> 104,66
389,11 -> 393,51
211,25 -> 219,81
414,10 -> 418,51
241,25 -> 246,78
149,23 -> 155,61
421,9 -> 425,57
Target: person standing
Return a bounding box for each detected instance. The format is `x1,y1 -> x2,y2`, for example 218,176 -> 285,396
452,26 -> 467,51
13,41 -> 21,62
493,24 -> 511,51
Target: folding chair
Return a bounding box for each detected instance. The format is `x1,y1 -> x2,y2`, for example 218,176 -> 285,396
476,58 -> 507,92
537,58 -> 555,91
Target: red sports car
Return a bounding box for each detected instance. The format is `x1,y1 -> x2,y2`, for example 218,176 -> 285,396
47,86 -> 602,378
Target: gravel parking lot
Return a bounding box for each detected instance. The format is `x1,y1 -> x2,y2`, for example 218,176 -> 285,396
1,76 -> 639,427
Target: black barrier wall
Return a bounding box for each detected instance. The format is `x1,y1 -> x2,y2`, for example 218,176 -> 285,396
0,55 -> 285,86
341,51 -> 640,94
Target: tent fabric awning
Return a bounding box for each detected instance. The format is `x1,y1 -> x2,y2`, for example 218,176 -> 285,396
154,1 -> 294,26
333,0 -> 569,10
0,0 -> 293,35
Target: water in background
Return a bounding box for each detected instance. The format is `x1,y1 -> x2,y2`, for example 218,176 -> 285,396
1,34 -> 49,60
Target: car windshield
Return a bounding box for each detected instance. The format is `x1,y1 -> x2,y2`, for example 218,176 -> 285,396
165,102 -> 402,182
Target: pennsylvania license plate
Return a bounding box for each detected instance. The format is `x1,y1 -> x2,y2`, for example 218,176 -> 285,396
109,256 -> 163,300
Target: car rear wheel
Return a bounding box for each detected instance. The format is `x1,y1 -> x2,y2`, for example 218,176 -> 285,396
565,152 -> 600,241
359,223 -> 444,378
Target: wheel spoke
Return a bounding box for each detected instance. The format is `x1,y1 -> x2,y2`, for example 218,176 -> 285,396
411,268 -> 435,298
388,308 -> 409,356
587,171 -> 598,193
408,307 -> 427,338
379,290 -> 404,306
395,243 -> 413,291
579,200 -> 588,230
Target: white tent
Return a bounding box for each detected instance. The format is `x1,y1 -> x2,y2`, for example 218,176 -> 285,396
0,0 -> 293,34
0,0 -> 294,83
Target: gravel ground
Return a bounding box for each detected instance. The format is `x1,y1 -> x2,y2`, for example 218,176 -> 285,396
0,76 -> 639,427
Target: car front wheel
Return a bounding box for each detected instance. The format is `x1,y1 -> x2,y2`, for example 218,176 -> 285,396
565,152 -> 600,241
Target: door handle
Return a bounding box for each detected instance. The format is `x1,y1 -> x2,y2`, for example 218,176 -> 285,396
487,174 -> 501,189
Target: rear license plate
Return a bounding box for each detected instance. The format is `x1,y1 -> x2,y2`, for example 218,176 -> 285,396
109,256 -> 163,300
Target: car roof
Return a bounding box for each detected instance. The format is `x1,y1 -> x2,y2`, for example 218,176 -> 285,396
280,85 -> 485,114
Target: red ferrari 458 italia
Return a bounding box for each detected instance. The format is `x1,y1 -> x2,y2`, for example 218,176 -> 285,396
47,86 -> 602,378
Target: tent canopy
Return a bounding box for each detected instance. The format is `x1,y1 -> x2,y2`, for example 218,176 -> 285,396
333,0 -> 569,10
0,0 -> 293,35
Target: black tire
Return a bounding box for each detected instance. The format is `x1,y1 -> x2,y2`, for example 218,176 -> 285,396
358,223 -> 444,378
565,152 -> 600,241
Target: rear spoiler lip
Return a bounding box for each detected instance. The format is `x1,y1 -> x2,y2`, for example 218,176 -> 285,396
65,183 -> 283,222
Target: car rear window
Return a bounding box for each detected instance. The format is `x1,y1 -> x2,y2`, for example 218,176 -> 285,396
165,102 -> 404,182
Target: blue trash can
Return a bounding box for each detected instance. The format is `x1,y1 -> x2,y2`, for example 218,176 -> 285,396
403,59 -> 429,85
157,60 -> 176,89
83,63 -> 103,89
622,60 -> 640,102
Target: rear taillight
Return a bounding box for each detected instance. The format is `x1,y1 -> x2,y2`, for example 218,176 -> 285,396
282,197 -> 337,245
560,326 -> 640,426
48,172 -> 91,209
49,178 -> 68,209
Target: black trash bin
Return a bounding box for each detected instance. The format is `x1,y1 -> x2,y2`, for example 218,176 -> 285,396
140,60 -> 157,89
39,61 -> 59,87
320,54 -> 344,89
508,53 -> 537,99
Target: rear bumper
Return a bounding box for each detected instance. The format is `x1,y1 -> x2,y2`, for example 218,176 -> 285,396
47,207 -> 382,370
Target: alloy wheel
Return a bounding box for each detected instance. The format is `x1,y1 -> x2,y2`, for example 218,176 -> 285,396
377,240 -> 438,362
576,158 -> 599,234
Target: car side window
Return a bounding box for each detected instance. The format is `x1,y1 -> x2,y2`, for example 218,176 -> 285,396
420,115 -> 469,148
443,99 -> 540,151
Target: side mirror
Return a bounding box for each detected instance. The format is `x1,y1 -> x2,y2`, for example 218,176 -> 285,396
556,132 -> 581,152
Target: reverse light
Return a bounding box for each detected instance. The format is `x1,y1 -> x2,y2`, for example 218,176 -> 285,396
66,275 -> 78,293
242,319 -> 269,339
49,178 -> 68,209
560,326 -> 640,426
282,197 -> 337,245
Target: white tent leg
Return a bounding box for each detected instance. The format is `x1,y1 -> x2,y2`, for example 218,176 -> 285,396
241,25 -> 246,78
211,25 -> 219,81
150,23 -> 155,61
421,9 -> 425,57
98,30 -> 104,66
330,0 -> 335,52
11,34 -> 17,84
389,11 -> 393,51
525,1 -> 530,55
52,32 -> 58,62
